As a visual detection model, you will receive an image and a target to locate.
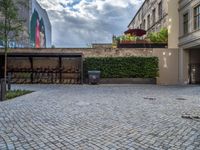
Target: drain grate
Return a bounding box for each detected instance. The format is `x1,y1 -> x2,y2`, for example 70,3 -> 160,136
143,97 -> 156,101
176,98 -> 187,101
182,113 -> 200,121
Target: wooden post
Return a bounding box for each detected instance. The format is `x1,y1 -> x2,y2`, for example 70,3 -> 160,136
59,57 -> 62,84
81,55 -> 83,84
29,57 -> 33,83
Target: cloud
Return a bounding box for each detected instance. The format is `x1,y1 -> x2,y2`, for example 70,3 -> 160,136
37,0 -> 144,47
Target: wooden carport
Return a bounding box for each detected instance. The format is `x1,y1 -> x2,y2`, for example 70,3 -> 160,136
0,52 -> 83,84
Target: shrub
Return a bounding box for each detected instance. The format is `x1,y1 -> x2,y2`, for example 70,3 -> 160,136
148,28 -> 168,43
84,57 -> 159,78
6,90 -> 33,100
115,34 -> 137,42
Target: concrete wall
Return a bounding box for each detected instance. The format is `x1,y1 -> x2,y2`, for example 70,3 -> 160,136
3,48 -> 153,58
153,48 -> 179,85
179,48 -> 190,84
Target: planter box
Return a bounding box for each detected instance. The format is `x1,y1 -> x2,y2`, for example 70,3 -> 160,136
99,78 -> 156,84
118,42 -> 167,48
119,40 -> 148,44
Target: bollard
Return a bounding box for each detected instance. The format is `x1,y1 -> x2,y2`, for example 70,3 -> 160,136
7,73 -> 11,91
0,79 -> 6,101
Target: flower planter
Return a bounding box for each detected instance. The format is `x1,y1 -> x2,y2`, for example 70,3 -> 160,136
118,42 -> 167,48
120,41 -> 136,44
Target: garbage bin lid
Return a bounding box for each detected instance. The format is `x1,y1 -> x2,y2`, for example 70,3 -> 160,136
88,71 -> 101,73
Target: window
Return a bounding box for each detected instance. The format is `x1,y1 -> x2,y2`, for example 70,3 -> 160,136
146,0 -> 150,5
147,15 -> 151,29
143,19 -> 146,30
158,1 -> 162,20
140,23 -> 142,29
194,4 -> 200,30
152,9 -> 156,24
138,13 -> 140,21
183,13 -> 189,34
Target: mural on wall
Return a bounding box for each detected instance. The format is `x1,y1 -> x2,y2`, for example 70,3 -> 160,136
30,9 -> 46,48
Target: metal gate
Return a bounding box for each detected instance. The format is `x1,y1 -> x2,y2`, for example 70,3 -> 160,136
189,64 -> 200,84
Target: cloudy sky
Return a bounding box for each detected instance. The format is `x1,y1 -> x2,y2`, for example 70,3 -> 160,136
37,0 -> 144,48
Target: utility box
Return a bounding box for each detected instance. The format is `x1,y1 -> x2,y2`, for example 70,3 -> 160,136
88,71 -> 101,85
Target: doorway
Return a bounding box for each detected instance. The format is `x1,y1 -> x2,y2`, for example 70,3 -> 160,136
189,49 -> 200,84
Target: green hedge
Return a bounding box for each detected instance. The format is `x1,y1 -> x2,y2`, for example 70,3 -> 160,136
84,57 -> 159,78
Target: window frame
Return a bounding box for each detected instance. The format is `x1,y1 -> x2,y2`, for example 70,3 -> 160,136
152,8 -> 156,24
158,1 -> 162,20
147,14 -> 151,29
143,19 -> 146,30
183,12 -> 189,35
194,4 -> 200,30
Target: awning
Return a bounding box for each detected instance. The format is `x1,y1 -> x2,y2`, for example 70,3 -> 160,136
124,29 -> 146,36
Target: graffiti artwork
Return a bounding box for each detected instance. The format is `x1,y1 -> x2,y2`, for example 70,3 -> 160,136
30,9 -> 46,48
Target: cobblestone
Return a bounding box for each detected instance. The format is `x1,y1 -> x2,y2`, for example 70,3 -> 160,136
0,84 -> 200,150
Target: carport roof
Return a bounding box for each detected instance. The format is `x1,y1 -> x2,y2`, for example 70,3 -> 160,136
0,51 -> 83,58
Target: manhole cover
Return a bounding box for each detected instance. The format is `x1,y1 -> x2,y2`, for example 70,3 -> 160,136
76,101 -> 90,106
143,97 -> 156,100
176,98 -> 187,101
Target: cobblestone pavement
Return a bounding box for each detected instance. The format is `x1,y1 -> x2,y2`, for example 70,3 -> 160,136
0,84 -> 200,150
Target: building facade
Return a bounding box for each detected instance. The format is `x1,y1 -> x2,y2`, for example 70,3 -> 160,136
0,0 -> 52,48
128,0 -> 179,49
179,0 -> 200,84
128,0 -> 168,35
129,0 -> 200,85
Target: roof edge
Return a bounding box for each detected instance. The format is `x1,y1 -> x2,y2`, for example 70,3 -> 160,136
128,0 -> 146,28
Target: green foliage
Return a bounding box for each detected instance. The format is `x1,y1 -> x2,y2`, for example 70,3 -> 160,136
0,0 -> 27,79
116,34 -> 137,42
148,28 -> 168,43
0,0 -> 27,46
84,57 -> 159,78
6,90 -> 33,100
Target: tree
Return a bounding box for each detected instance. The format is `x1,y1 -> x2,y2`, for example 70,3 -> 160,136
0,0 -> 27,82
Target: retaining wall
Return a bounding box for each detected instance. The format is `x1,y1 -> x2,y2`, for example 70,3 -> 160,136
0,47 -> 180,85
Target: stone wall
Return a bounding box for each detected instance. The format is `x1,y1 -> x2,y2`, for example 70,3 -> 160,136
0,48 -> 153,58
